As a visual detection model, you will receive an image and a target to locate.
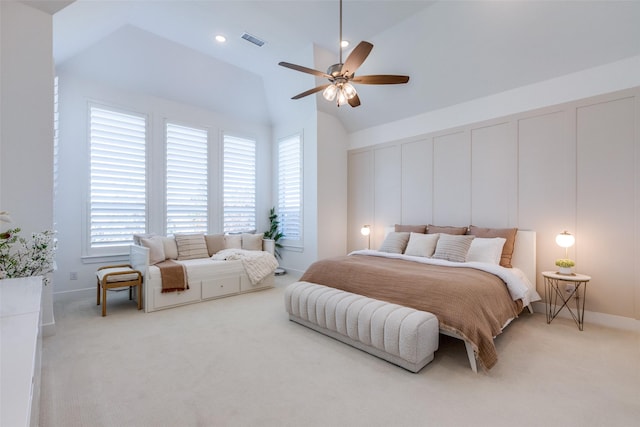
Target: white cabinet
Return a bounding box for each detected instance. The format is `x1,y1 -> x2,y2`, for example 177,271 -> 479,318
0,276 -> 43,427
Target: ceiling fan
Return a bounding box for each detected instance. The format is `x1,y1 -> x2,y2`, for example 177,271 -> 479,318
278,0 -> 410,108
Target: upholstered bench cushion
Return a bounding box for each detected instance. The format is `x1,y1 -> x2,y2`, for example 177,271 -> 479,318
285,281 -> 439,373
97,267 -> 140,283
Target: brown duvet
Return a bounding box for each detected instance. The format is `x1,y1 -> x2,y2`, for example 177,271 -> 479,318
300,254 -> 523,370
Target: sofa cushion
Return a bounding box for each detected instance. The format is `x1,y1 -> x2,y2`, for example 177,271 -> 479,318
205,234 -> 225,256
242,233 -> 264,251
140,236 -> 166,264
161,236 -> 178,260
224,234 -> 242,249
175,233 -> 209,260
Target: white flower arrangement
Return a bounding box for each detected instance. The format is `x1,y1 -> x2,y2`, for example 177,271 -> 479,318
0,211 -> 56,283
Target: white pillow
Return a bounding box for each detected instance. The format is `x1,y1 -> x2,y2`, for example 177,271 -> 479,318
404,233 -> 440,257
242,233 -> 264,251
432,234 -> 475,262
378,232 -> 410,254
140,236 -> 166,265
161,236 -> 178,260
224,234 -> 242,249
466,237 -> 507,265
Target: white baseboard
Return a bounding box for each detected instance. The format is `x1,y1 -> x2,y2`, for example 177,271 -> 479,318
531,301 -> 640,332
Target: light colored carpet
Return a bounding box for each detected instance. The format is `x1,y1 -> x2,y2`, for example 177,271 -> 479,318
40,273 -> 640,427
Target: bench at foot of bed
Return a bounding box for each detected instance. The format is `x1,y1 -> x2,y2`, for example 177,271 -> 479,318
284,281 -> 439,373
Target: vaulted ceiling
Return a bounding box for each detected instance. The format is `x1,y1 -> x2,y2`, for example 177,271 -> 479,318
49,1 -> 640,133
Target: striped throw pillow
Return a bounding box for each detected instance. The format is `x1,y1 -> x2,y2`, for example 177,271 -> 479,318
432,234 -> 475,262
175,233 -> 209,260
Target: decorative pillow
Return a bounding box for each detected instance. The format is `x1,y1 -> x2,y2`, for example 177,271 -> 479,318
242,233 -> 264,251
174,233 -> 209,260
427,225 -> 468,235
140,236 -> 166,265
378,232 -> 410,254
432,234 -> 475,262
204,234 -> 225,256
395,224 -> 427,234
404,233 -> 440,257
161,236 -> 178,260
466,237 -> 507,265
467,226 -> 518,268
133,233 -> 155,246
224,234 -> 242,249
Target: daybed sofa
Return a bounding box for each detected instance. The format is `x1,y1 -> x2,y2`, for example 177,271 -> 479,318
130,233 -> 277,312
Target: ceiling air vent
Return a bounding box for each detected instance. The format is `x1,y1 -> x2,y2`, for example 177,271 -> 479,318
241,32 -> 265,47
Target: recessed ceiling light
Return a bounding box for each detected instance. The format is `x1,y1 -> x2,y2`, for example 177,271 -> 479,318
215,35 -> 227,43
341,40 -> 349,48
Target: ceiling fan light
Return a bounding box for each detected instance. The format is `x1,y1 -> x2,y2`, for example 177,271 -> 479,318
342,82 -> 357,99
323,84 -> 338,101
337,88 -> 349,106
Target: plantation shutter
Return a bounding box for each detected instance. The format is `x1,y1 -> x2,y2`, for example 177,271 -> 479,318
89,106 -> 146,248
278,134 -> 302,241
166,123 -> 208,235
223,134 -> 256,233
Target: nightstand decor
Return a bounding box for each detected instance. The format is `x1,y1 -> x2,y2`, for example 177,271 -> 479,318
555,230 -> 576,275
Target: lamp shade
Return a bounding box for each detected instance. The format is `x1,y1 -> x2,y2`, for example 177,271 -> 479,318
360,225 -> 371,236
555,231 -> 575,248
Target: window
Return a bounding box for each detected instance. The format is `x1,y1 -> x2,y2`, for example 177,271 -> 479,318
166,123 -> 208,235
278,133 -> 302,242
89,106 -> 146,249
222,134 -> 256,233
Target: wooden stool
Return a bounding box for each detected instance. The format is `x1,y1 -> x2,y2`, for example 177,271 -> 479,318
96,264 -> 143,316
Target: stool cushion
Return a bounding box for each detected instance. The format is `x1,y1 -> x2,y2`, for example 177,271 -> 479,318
97,267 -> 140,283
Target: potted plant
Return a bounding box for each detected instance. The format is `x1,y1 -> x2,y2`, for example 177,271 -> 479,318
264,207 -> 284,260
555,258 -> 575,275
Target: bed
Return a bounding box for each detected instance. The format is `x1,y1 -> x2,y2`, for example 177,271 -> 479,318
298,229 -> 539,372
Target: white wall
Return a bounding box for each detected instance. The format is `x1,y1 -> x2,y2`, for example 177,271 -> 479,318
0,1 -> 55,327
348,87 -> 640,322
316,111 -> 348,260
349,55 -> 640,150
53,74 -> 272,293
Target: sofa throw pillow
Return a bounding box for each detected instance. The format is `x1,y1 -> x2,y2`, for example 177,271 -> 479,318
205,234 -> 225,256
224,234 -> 242,249
242,233 -> 264,251
404,232 -> 439,257
140,236 -> 166,265
466,237 -> 507,265
467,226 -> 518,268
161,236 -> 178,260
378,232 -> 410,254
175,233 -> 209,260
432,234 -> 475,262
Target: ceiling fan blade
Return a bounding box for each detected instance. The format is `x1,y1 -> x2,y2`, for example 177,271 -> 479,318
348,94 -> 361,108
341,41 -> 373,76
291,84 -> 330,100
351,75 -> 410,85
279,62 -> 331,79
